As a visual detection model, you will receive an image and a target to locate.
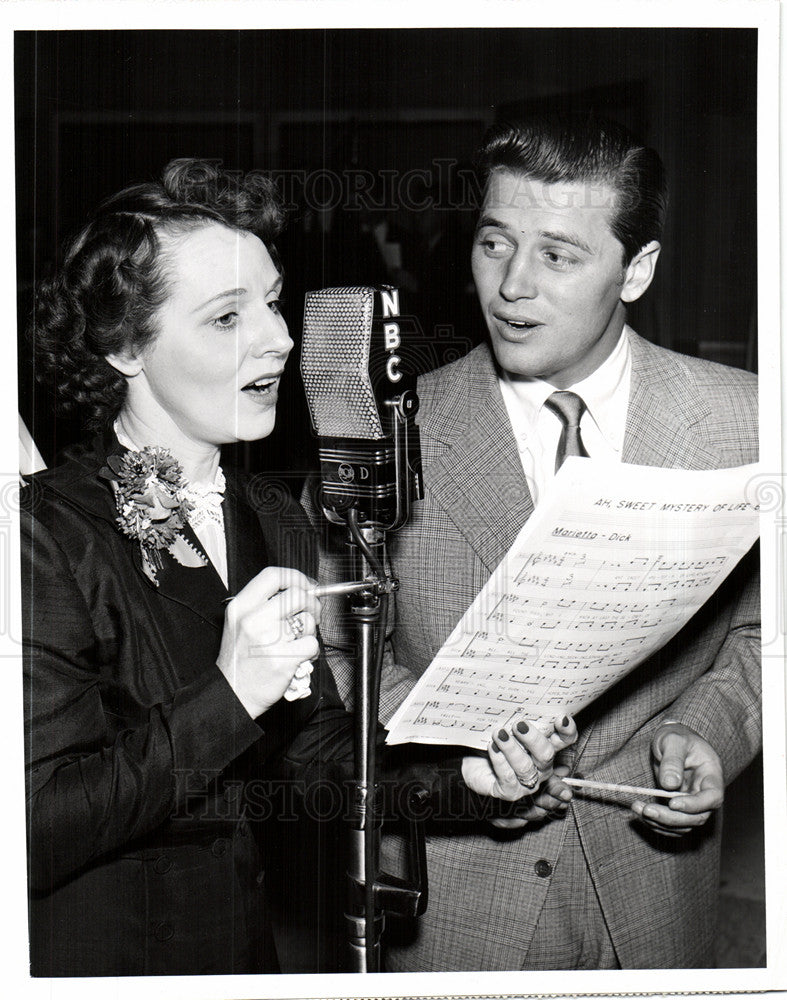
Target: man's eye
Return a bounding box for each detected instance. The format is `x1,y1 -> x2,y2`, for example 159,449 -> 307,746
478,236 -> 512,256
211,311 -> 238,330
267,297 -> 285,315
543,250 -> 577,268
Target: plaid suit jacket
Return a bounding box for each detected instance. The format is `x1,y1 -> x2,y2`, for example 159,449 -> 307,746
316,328 -> 760,970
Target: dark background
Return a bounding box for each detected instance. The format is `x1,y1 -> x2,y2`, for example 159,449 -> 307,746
14,27 -> 764,971
16,27 -> 757,478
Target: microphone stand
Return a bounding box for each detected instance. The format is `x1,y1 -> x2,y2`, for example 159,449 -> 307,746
333,394 -> 427,973
344,515 -> 388,973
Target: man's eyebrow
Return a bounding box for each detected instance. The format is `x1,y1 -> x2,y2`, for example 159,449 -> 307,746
192,288 -> 246,313
475,214 -> 510,232
540,230 -> 594,255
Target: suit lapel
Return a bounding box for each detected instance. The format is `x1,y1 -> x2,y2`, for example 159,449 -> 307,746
421,344 -> 535,574
223,474 -> 269,595
145,521 -> 227,631
573,331 -> 726,768
623,331 -> 721,470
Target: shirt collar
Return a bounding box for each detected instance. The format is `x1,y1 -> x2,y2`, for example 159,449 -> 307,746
568,326 -> 631,451
499,326 -> 631,452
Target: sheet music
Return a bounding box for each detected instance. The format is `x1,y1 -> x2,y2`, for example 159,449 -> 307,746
385,459 -> 760,750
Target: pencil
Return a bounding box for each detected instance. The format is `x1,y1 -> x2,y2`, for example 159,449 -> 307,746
311,581 -> 371,598
222,580 -> 371,605
563,777 -> 689,799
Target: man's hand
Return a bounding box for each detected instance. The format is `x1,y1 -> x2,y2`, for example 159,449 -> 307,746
631,722 -> 724,837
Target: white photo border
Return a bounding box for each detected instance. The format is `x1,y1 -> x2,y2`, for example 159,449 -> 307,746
2,2 -> 783,999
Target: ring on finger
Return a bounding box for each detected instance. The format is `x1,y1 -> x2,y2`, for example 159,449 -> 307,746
285,612 -> 306,639
517,766 -> 540,789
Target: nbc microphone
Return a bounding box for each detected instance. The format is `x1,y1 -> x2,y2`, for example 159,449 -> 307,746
300,285 -> 423,531
301,286 -> 429,972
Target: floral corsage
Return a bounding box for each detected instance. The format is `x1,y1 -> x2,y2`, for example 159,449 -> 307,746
101,447 -> 207,584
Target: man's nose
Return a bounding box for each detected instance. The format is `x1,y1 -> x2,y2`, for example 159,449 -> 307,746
499,251 -> 537,301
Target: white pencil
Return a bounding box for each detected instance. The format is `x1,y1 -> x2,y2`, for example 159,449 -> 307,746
311,581 -> 371,598
564,777 -> 689,799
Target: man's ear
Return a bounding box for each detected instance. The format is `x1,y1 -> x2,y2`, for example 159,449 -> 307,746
105,350 -> 143,377
620,241 -> 661,304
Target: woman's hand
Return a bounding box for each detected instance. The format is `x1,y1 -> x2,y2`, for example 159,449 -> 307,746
462,715 -> 578,802
488,767 -> 575,829
216,567 -> 320,718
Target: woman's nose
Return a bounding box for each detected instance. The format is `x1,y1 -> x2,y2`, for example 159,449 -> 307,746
500,252 -> 537,301
248,311 -> 294,359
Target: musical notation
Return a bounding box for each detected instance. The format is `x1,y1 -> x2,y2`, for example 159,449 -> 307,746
386,459 -> 760,751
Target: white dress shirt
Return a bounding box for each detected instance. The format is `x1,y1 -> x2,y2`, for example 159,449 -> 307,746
498,326 -> 632,506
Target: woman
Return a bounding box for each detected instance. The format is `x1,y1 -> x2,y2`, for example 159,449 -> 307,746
22,158 -> 569,976
23,158 -> 350,976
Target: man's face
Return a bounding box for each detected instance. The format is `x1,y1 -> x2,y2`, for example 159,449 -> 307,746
472,169 -> 645,388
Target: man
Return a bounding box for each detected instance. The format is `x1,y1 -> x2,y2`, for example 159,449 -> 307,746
315,117 -> 760,970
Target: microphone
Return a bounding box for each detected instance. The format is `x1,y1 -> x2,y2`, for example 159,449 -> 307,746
300,286 -> 429,970
300,285 -> 423,530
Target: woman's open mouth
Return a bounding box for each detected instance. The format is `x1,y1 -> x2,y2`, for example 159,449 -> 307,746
241,373 -> 282,398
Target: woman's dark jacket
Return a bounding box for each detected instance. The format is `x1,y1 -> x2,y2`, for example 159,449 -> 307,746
21,432 -> 354,977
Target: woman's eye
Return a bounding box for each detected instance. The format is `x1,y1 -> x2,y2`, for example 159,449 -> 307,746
211,311 -> 238,330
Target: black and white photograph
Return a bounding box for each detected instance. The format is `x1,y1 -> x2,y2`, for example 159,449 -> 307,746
2,2 -> 784,999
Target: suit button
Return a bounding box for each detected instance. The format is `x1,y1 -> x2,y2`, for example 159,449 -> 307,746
211,838 -> 228,858
153,855 -> 173,875
534,859 -> 552,878
154,922 -> 174,942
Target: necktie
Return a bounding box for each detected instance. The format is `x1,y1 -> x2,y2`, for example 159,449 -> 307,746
545,391 -> 589,472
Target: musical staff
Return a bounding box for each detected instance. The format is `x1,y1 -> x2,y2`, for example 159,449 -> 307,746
386,459 -> 760,751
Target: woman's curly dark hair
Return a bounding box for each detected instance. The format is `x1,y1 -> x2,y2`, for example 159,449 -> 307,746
34,158 -> 286,426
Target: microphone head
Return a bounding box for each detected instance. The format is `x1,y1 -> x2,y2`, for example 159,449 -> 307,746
300,285 -> 423,530
301,285 -> 413,440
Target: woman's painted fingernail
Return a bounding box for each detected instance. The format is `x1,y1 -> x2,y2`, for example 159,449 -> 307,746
516,721 -> 529,734
491,743 -> 502,753
497,728 -> 509,742
562,716 -> 569,728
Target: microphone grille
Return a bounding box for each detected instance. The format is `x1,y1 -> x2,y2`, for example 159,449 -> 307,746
301,286 -> 384,439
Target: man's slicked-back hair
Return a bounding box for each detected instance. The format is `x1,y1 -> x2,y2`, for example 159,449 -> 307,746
475,115 -> 668,264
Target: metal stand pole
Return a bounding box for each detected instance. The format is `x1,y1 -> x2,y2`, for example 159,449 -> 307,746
344,522 -> 387,973
345,595 -> 384,972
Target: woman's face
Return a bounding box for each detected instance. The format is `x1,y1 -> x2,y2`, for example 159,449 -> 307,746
118,221 -> 293,449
